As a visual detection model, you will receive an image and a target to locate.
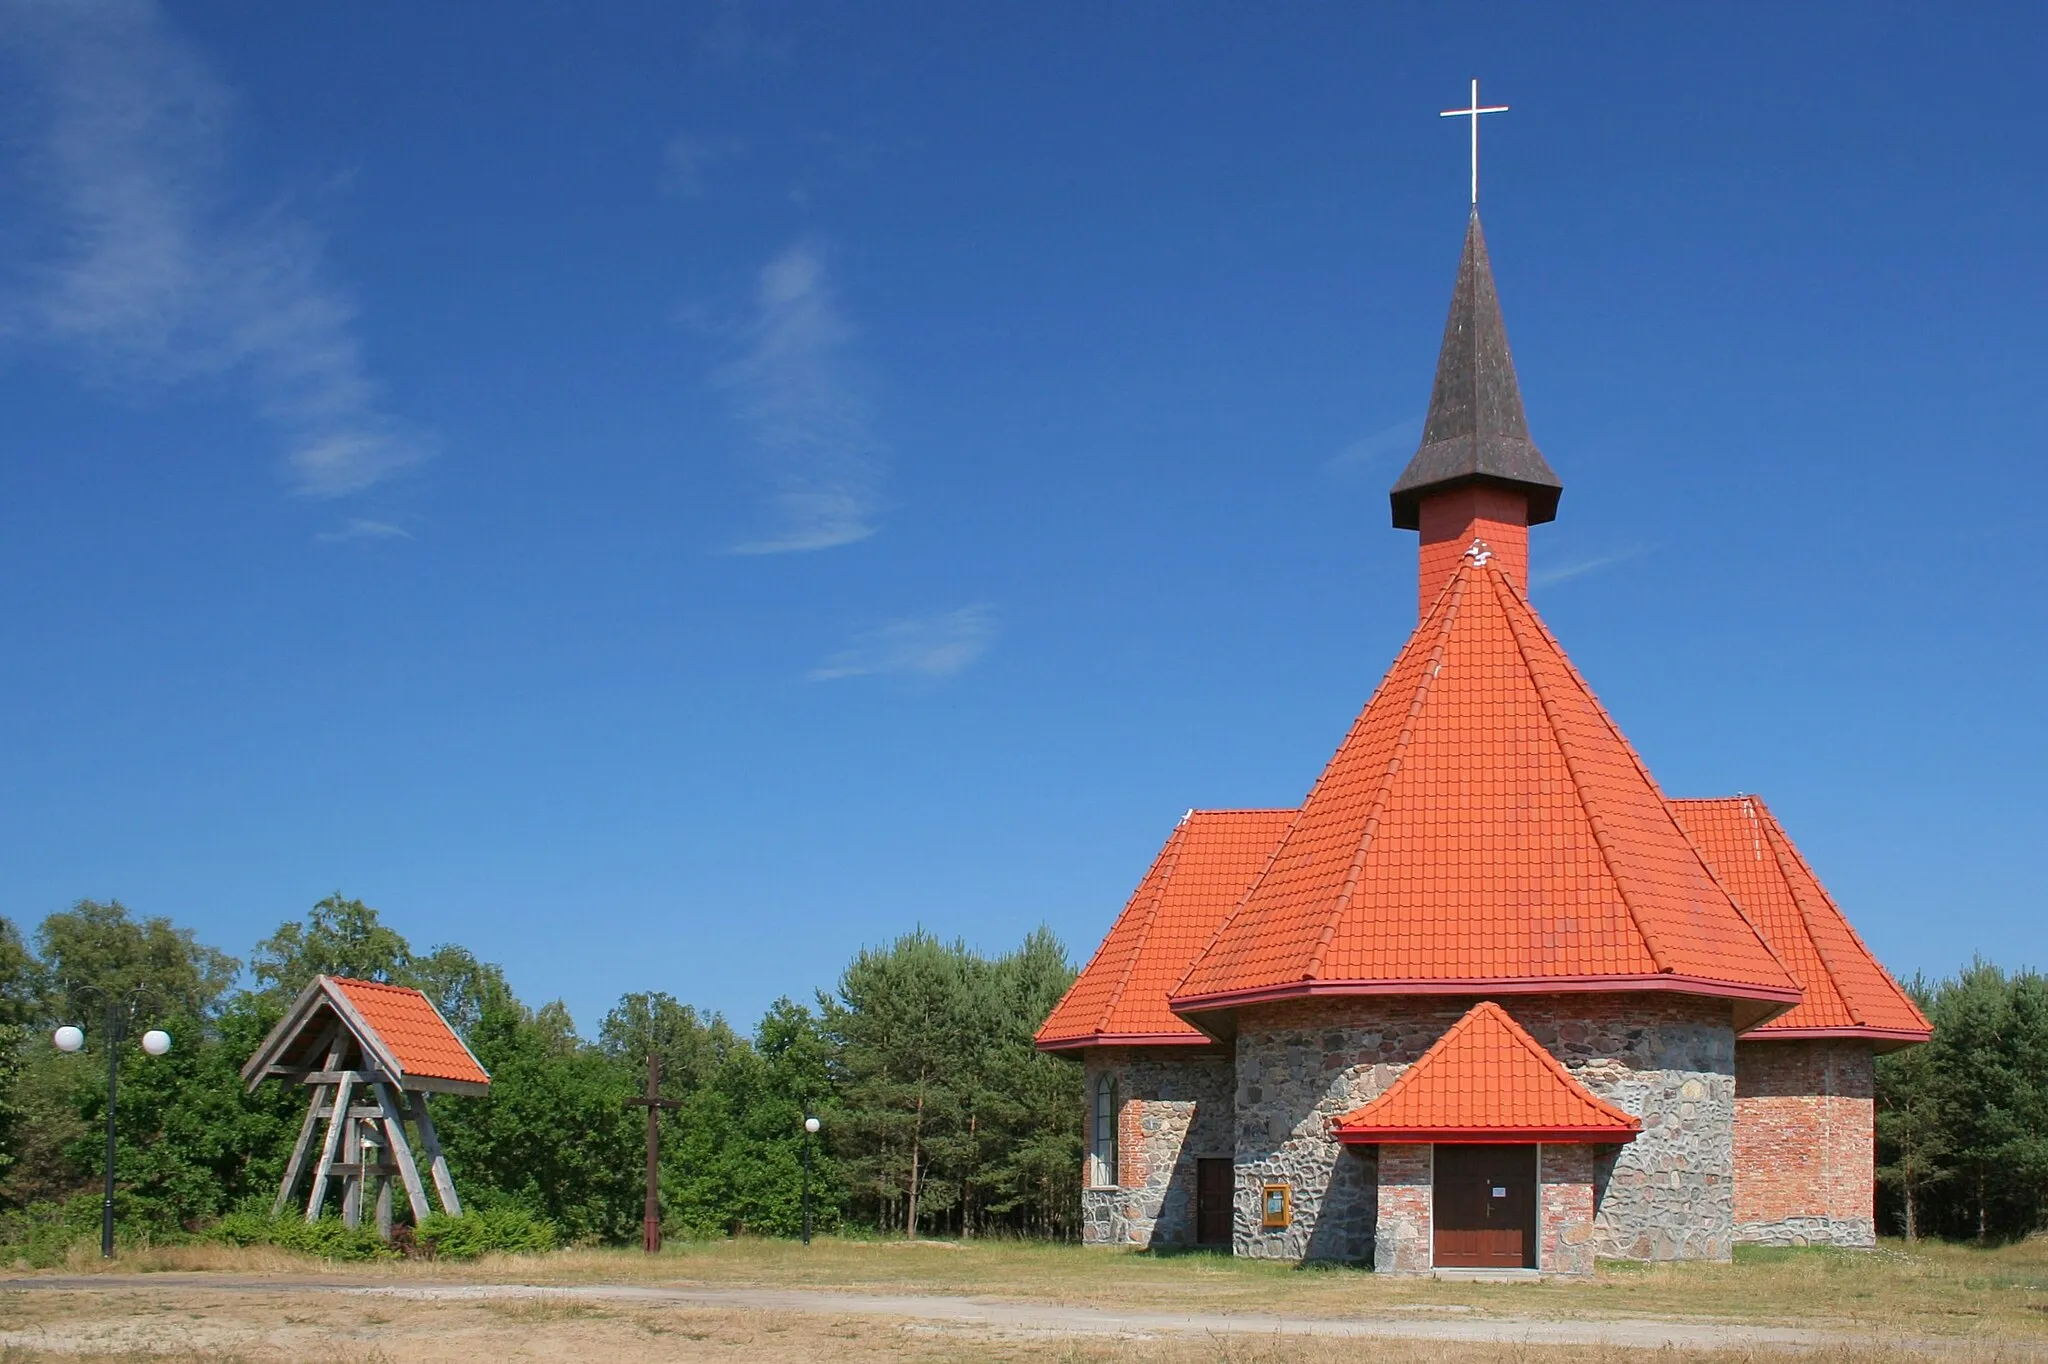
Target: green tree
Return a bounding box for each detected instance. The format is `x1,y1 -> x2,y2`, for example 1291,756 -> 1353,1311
250,894 -> 411,1000
35,900 -> 239,1023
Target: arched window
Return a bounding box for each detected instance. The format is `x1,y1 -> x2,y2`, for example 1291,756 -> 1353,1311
1091,1072 -> 1119,1187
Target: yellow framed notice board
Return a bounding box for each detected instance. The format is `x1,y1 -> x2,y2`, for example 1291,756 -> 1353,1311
1260,1182 -> 1291,1229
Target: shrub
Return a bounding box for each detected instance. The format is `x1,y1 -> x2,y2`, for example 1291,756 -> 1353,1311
414,1208 -> 557,1260
203,1214 -> 396,1262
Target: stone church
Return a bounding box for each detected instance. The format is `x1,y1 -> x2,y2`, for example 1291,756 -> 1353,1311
1035,211 -> 1930,1274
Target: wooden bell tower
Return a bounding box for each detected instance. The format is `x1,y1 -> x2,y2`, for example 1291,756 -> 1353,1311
243,975 -> 491,1238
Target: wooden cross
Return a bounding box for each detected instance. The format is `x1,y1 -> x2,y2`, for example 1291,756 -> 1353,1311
624,1051 -> 684,1252
1440,78 -> 1510,206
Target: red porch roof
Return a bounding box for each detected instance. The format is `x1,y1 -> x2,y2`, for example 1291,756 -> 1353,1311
1333,1000 -> 1641,1144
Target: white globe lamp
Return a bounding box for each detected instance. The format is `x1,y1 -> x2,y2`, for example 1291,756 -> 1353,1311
140,1030 -> 172,1057
53,1025 -> 85,1054
804,1116 -> 821,1134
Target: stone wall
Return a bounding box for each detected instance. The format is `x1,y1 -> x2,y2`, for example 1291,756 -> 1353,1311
1080,1047 -> 1235,1249
1733,1039 -> 1876,1247
1231,993 -> 1737,1265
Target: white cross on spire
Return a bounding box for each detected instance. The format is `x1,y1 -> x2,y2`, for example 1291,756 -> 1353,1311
1440,78 -> 1509,206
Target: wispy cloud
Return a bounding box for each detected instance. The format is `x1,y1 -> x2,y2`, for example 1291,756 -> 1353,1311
314,517 -> 414,545
1533,544 -> 1653,586
0,0 -> 428,500
661,133 -> 739,199
716,244 -> 884,554
1326,415 -> 1421,473
811,606 -> 996,681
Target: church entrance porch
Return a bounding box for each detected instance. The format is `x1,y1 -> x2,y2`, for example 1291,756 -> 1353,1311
1433,1144 -> 1536,1268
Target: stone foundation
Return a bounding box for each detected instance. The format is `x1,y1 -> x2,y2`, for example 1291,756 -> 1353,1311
1080,1048 -> 1235,1248
1233,994 -> 1737,1265
1733,1039 -> 1876,1248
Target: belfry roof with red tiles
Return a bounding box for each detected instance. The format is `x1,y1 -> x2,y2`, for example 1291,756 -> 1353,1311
1037,809 -> 1295,1049
1671,796 -> 1930,1048
241,973 -> 491,1094
1168,554 -> 1801,1028
1332,1000 -> 1642,1143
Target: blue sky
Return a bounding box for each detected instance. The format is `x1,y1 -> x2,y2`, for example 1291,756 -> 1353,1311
1,2 -> 2042,1033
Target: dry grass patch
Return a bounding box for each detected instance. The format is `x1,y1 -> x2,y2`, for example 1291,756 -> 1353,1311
0,1287 -> 2038,1363
19,1236 -> 2048,1341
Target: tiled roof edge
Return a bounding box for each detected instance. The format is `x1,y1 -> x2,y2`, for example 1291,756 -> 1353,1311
1093,820 -> 1190,1035
1492,566 -> 1679,975
1303,565 -> 1471,982
1171,971 -> 1803,1013
1749,795 -> 1930,1034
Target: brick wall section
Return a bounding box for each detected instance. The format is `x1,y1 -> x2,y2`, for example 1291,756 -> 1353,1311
1417,484 -> 1529,618
1233,993 -> 1736,1265
1539,1143 -> 1598,1275
1374,1144 -> 1432,1272
1733,1039 -> 1876,1247
1079,1048 -> 1235,1248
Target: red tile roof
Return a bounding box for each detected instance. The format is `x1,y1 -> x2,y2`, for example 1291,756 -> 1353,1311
1170,553 -> 1801,1019
1036,810 -> 1294,1049
1670,796 -> 1930,1047
1333,1000 -> 1641,1143
329,977 -> 491,1086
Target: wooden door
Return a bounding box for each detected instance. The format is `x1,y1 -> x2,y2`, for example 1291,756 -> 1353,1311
1195,1158 -> 1233,1246
1432,1144 -> 1537,1268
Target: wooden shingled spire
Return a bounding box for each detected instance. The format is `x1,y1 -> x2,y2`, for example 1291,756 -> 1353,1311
242,975 -> 491,1238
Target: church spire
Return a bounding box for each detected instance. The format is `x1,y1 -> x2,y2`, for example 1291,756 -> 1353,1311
1392,211 -> 1563,617
1389,211 -> 1562,531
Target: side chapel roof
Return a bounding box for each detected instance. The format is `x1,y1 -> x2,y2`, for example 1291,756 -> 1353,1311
1670,796 -> 1931,1047
1036,809 -> 1294,1049
242,974 -> 491,1094
1170,555 -> 1802,1028
1332,1000 -> 1641,1143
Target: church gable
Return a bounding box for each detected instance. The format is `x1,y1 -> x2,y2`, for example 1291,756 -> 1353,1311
1331,1000 -> 1641,1143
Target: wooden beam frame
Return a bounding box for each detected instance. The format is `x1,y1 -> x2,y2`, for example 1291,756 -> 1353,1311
374,1081 -> 432,1225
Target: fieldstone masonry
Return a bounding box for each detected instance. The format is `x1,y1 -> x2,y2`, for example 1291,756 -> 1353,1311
1231,994 -> 1737,1266
1080,1048 -> 1234,1248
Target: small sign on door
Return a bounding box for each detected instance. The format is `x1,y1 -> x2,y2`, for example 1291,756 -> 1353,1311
1491,1187 -> 1507,1198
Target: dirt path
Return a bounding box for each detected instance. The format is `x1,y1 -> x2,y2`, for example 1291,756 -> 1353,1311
0,1273 -> 1955,1354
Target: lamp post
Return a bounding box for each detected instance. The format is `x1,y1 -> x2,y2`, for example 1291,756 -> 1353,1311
52,987 -> 171,1259
801,1115 -> 820,1246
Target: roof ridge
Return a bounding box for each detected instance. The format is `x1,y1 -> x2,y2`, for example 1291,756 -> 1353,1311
1302,563 -> 1471,982
1170,586 -> 1466,1001
1171,808 -> 1304,999
1666,799 -> 1802,993
1749,796 -> 1871,1028
1095,822 -> 1190,1034
1492,566 -> 1678,974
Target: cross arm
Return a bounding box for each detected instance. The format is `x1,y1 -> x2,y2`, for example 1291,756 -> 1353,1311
625,1097 -> 686,1110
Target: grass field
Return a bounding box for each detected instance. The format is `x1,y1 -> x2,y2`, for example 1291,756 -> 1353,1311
7,1236 -> 2047,1360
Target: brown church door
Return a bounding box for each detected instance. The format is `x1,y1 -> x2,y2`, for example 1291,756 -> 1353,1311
1432,1144 -> 1537,1269
1195,1158 -> 1233,1246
